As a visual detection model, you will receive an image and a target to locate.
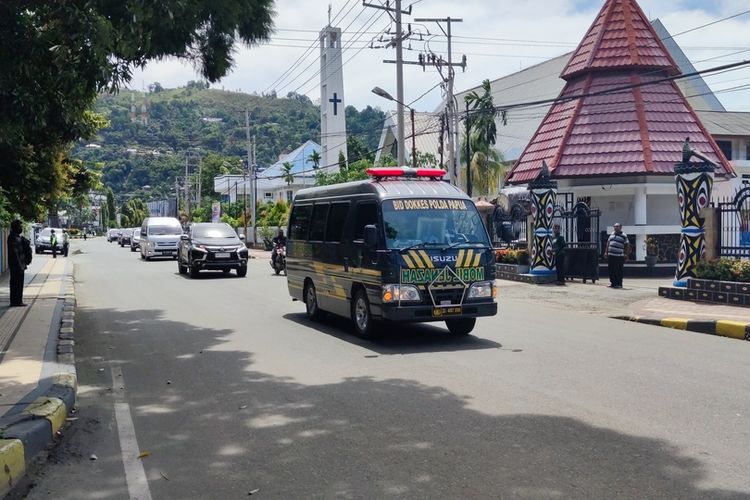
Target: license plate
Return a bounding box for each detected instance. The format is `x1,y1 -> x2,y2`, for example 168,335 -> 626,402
215,252 -> 230,258
432,306 -> 462,317
159,250 -> 175,254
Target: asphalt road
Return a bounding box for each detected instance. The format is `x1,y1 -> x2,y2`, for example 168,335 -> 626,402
15,238 -> 750,499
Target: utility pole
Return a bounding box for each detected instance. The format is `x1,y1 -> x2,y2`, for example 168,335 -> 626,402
252,135 -> 258,243
184,155 -> 190,217
411,108 -> 417,168
413,17 -> 463,186
197,157 -> 202,208
465,100 -> 472,197
364,0 -> 412,166
245,108 -> 255,244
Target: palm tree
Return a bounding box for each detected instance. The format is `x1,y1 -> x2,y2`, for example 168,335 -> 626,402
463,79 -> 506,196
308,150 -> 321,170
282,161 -> 295,187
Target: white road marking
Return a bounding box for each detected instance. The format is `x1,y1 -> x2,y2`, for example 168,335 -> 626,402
111,366 -> 153,500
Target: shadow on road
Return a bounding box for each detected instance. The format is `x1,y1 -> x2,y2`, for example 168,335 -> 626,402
24,306 -> 750,500
283,312 -> 503,355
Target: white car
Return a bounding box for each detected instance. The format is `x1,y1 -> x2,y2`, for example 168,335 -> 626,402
130,227 -> 142,252
35,227 -> 69,256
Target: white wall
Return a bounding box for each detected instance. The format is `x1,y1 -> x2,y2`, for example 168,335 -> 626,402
588,195 -> 634,229
647,195 -> 680,225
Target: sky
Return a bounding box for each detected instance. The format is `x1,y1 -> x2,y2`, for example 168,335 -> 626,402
127,0 -> 750,113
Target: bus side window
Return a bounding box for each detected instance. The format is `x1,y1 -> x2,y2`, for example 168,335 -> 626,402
309,204 -> 330,241
325,202 -> 349,242
289,205 -> 312,240
353,202 -> 378,241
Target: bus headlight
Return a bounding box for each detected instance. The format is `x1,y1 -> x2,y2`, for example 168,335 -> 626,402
382,284 -> 421,303
468,281 -> 494,299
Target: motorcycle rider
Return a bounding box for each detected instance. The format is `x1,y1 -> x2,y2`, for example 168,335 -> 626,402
271,228 -> 287,269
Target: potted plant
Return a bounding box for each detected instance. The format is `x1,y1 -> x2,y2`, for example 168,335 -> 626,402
645,237 -> 658,267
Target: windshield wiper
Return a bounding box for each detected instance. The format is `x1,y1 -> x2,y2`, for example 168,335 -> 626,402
399,242 -> 429,252
444,240 -> 489,251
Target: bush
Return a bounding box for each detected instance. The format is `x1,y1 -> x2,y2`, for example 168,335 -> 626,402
695,258 -> 750,282
495,248 -> 529,265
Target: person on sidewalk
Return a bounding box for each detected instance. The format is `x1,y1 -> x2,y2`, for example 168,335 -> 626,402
50,229 -> 58,259
7,219 -> 29,307
553,224 -> 566,285
604,223 -> 629,289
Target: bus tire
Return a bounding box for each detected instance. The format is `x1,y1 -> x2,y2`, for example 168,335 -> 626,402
352,289 -> 377,339
304,282 -> 325,321
446,318 -> 476,336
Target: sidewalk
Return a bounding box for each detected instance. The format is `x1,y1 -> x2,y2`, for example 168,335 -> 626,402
0,254 -> 77,496
498,276 -> 750,338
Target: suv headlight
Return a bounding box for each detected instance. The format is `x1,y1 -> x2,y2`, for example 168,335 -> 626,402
236,245 -> 248,253
468,281 -> 495,299
382,284 -> 421,303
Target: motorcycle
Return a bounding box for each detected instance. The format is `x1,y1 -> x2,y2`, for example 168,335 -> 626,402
271,243 -> 286,275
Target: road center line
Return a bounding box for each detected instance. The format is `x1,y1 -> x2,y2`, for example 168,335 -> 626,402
111,366 -> 153,500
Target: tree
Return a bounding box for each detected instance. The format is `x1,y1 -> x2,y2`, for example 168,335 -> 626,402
148,82 -> 164,93
315,159 -> 370,186
282,162 -> 295,187
338,151 -> 347,171
307,150 -> 321,170
0,0 -> 274,220
106,188 -> 117,228
347,136 -> 373,163
463,79 -> 507,196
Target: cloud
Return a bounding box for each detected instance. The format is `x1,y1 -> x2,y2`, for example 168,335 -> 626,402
127,0 -> 750,112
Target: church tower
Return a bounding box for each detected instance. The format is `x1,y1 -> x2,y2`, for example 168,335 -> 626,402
319,25 -> 348,170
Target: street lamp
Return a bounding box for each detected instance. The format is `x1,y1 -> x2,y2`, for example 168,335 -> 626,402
372,87 -> 417,168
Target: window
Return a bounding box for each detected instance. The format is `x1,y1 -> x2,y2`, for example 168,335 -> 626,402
264,192 -> 272,199
287,190 -> 294,203
716,140 -> 733,161
289,205 -> 312,240
325,202 -> 350,242
309,204 -> 330,241
746,141 -> 750,161
353,202 -> 378,241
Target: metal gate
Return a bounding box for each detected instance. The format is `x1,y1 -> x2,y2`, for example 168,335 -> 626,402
717,186 -> 750,258
493,194 -> 600,252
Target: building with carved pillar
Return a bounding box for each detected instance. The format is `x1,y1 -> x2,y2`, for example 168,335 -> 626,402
504,0 -> 735,262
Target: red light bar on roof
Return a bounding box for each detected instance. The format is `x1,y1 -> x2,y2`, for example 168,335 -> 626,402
366,167 -> 447,179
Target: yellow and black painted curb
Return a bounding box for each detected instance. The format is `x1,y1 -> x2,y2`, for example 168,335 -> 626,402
0,273 -> 77,497
612,315 -> 750,341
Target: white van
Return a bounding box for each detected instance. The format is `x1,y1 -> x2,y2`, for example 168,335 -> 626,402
139,217 -> 183,260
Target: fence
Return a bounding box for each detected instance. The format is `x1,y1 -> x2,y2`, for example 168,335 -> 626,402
492,194 -> 601,253
717,186 -> 750,258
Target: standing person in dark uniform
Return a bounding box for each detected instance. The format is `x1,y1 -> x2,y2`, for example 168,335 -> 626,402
604,223 -> 629,289
553,224 -> 566,285
50,229 -> 58,258
8,219 -> 28,307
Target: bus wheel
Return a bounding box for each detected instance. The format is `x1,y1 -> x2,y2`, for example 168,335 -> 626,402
352,289 -> 377,339
304,282 -> 324,321
446,318 -> 476,336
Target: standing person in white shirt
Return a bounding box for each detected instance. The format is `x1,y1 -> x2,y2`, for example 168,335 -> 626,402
604,223 -> 629,288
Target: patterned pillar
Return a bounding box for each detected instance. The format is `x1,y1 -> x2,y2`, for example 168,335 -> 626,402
674,142 -> 715,287
528,162 -> 558,275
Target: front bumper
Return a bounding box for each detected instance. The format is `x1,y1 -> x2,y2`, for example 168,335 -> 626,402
378,301 -> 497,322
191,250 -> 248,270
145,246 -> 178,257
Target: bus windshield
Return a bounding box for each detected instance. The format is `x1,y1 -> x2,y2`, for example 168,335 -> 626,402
148,225 -> 182,236
382,199 -> 491,249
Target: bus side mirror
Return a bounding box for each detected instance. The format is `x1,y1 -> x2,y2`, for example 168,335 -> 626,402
364,225 -> 379,249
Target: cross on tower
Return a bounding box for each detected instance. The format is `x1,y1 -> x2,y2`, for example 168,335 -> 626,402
329,92 -> 342,116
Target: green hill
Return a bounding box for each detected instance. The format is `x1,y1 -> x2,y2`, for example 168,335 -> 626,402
75,84 -> 385,200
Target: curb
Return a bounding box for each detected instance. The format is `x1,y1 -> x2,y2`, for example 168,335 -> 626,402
612,315 -> 750,341
0,273 -> 77,497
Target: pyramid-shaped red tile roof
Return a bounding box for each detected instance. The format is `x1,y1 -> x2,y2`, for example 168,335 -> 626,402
506,0 -> 734,184
561,0 -> 679,79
